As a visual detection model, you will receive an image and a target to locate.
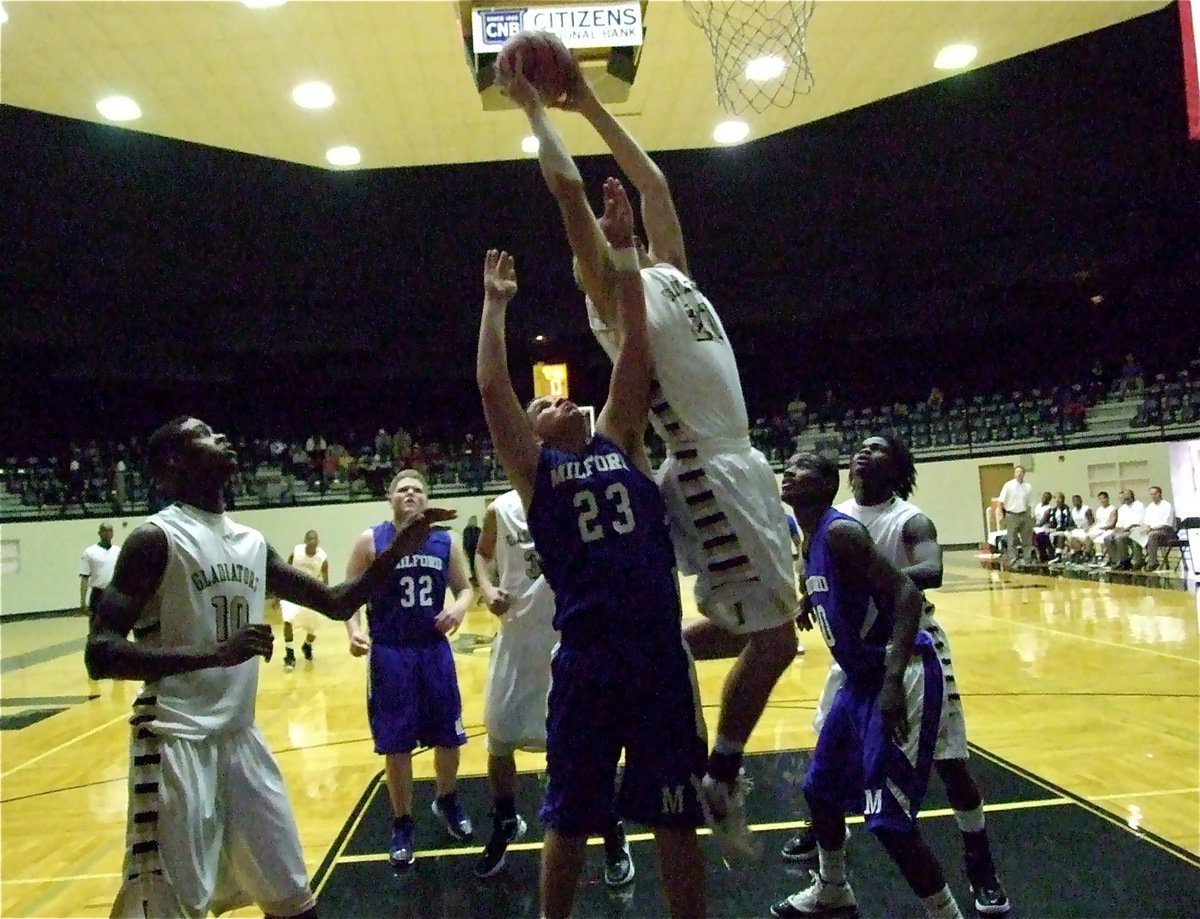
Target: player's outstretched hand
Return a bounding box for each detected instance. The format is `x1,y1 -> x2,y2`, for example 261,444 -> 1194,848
879,675 -> 909,746
388,508 -> 457,559
597,177 -> 634,250
552,66 -> 593,112
219,623 -> 274,666
483,249 -> 519,305
496,51 -> 544,109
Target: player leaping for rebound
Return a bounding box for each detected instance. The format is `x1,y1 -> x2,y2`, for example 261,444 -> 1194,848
499,52 -> 799,854
475,180 -> 706,918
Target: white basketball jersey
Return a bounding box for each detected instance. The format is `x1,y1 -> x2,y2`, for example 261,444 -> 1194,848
290,544 -> 327,579
134,503 -> 267,740
837,495 -> 936,627
491,490 -> 547,612
587,263 -> 749,451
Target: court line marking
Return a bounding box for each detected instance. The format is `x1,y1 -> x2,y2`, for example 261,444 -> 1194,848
0,711 -> 128,779
969,746 -> 1200,868
19,790 -> 1190,886
1087,786 -> 1200,802
950,607 -> 1199,664
331,796 -> 1075,865
1,872 -> 122,886
314,777 -> 385,898
23,794 -> 1160,886
0,637 -> 87,674
0,694 -> 98,706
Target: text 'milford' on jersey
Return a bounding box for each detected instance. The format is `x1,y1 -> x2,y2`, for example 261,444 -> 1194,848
528,433 -> 682,650
804,508 -> 893,684
366,527 -> 451,647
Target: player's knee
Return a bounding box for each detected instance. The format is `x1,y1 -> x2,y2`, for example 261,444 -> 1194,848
748,621 -> 797,671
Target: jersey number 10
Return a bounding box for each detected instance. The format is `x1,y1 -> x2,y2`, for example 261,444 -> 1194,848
811,602 -> 836,648
212,595 -> 251,641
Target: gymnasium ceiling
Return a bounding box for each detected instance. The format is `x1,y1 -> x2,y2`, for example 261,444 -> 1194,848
0,0 -> 1170,169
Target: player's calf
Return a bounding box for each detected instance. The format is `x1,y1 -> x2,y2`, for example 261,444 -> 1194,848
872,827 -> 964,918
934,759 -> 1011,915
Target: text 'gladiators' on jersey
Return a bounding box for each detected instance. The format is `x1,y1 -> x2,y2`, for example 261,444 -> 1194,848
133,503 -> 267,740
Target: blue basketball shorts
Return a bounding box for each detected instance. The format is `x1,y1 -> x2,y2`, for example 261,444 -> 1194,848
367,641 -> 467,754
803,635 -> 944,834
540,641 -> 706,836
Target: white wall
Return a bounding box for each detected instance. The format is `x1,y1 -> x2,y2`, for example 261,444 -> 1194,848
0,494 -> 497,618
1,441 -> 1177,617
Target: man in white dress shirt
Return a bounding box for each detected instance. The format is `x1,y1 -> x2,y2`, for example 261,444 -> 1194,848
79,522 -> 120,619
997,467 -> 1034,568
1139,487 -> 1177,570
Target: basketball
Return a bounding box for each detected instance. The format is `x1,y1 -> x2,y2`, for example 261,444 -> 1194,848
496,30 -> 577,101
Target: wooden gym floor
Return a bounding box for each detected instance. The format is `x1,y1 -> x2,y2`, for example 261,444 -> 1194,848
1,551 -> 1197,917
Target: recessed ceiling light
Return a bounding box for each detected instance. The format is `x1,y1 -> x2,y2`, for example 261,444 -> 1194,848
745,55 -> 786,82
292,81 -> 335,109
521,135 -> 540,154
326,145 -> 361,167
934,43 -> 977,70
713,120 -> 749,145
534,334 -> 546,342
96,96 -> 142,122
243,0 -> 286,8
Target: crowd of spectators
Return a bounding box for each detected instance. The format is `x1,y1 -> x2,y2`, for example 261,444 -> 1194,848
5,349 -> 1199,518
770,348 -> 1200,463
1,426 -> 500,517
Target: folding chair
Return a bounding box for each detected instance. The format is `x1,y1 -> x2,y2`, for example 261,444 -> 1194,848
1163,517 -> 1199,574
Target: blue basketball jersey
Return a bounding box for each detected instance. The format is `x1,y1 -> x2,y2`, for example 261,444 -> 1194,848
804,508 -> 892,684
366,527 -> 451,647
528,434 -> 682,648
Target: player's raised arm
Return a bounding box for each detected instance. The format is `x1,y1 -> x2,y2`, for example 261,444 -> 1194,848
498,56 -> 618,325
594,178 -> 653,457
562,74 -> 688,276
476,249 -> 541,509
266,509 -> 454,621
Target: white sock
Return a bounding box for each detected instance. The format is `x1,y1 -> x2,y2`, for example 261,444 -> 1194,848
953,805 -> 985,834
922,885 -> 963,918
817,844 -> 847,885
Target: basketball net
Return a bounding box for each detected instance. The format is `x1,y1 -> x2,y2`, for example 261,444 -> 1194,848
684,0 -> 816,115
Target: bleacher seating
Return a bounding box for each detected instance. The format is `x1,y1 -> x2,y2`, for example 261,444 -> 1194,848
6,361 -> 1200,520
